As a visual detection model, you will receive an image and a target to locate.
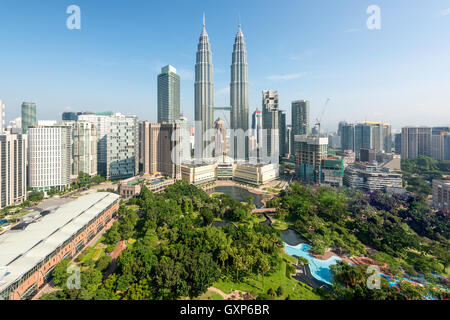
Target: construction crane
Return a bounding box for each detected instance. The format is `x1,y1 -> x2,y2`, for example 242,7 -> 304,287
315,98 -> 331,136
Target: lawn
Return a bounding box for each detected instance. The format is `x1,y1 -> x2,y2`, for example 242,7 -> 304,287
213,254 -> 322,300
194,291 -> 224,301
271,220 -> 290,231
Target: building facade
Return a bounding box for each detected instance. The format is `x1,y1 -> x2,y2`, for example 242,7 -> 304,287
194,18 -> 215,161
0,133 -> 27,208
158,65 -> 180,124
214,118 -> 227,158
233,163 -> 279,185
230,24 -> 249,161
140,121 -> 181,179
295,135 -> 328,184
262,90 -> 279,161
0,100 -> 4,134
279,111 -> 287,157
431,127 -> 450,161
321,157 -> 344,187
344,163 -> 403,192
0,193 -> 120,300
401,127 -> 432,160
341,123 -> 355,152
394,133 -> 402,155
432,179 -> 450,212
21,102 -> 36,134
27,125 -> 72,191
78,113 -> 139,180
291,100 -> 310,154
61,121 -> 98,179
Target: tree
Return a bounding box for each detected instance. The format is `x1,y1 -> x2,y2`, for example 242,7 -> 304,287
118,206 -> 139,240
256,254 -> 270,292
398,281 -> 427,300
298,257 -> 309,266
276,286 -> 284,297
28,190 -> 44,202
96,255 -> 113,272
200,207 -> 214,226
104,222 -> 121,245
52,259 -> 72,288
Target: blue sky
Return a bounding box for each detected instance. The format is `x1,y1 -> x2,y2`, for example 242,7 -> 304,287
1,0 -> 449,131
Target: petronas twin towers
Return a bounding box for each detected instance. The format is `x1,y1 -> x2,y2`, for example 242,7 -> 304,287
194,15 -> 249,161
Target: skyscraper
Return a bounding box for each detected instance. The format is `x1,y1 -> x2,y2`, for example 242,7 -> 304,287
158,65 -> 180,123
0,100 -> 4,134
279,110 -> 287,157
21,102 -> 36,134
401,127 -> 432,160
262,90 -> 279,161
28,125 -> 72,191
341,123 -> 355,152
0,133 -> 27,208
140,121 -> 181,179
78,112 -> 139,179
230,23 -> 249,161
291,100 -> 310,154
295,135 -> 329,185
194,15 -> 214,161
214,118 -> 227,158
354,122 -> 391,157
60,120 -> 98,179
251,109 -> 263,159
432,127 -> 450,161
394,133 -> 402,155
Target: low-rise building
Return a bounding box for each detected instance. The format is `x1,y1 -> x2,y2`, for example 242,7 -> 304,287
343,150 -> 355,168
344,163 -> 403,192
118,176 -> 175,198
321,157 -> 344,187
0,192 -> 120,300
432,179 -> 450,212
181,163 -> 217,186
217,162 -> 234,180
233,163 -> 279,185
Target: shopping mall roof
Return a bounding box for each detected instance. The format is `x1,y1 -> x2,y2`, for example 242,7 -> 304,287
0,192 -> 119,294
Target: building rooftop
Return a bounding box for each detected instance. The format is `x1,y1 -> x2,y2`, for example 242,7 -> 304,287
0,192 -> 119,293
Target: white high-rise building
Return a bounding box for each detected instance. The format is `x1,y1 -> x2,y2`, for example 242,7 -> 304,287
0,100 -> 5,134
28,125 -> 72,191
0,133 -> 27,208
78,112 -> 138,180
60,121 -> 98,179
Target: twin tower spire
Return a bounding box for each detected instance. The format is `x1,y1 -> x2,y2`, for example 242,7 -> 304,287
194,15 -> 249,161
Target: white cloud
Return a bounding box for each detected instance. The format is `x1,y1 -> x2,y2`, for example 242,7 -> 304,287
441,8 -> 450,16
266,73 -> 306,81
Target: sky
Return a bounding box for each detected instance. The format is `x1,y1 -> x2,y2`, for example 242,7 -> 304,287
0,0 -> 449,131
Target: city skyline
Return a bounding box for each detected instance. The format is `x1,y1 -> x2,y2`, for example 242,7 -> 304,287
0,1 -> 449,131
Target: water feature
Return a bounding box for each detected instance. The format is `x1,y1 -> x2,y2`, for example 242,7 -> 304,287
207,186 -> 265,208
280,228 -> 307,246
212,220 -> 233,228
285,243 -> 341,285
207,186 -> 340,286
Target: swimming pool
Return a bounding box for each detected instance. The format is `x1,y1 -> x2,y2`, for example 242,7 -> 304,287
285,243 -> 341,285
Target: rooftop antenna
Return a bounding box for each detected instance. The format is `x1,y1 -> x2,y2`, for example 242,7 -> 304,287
238,12 -> 241,27
203,12 -> 205,27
